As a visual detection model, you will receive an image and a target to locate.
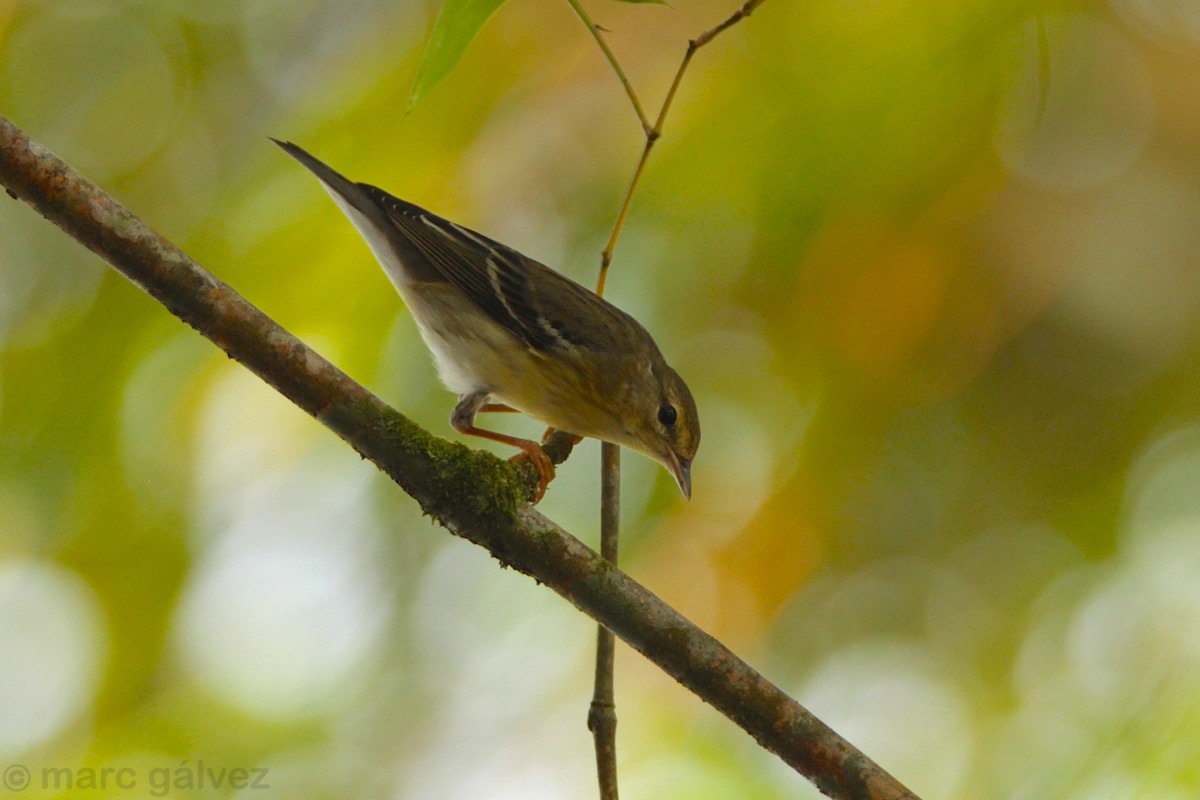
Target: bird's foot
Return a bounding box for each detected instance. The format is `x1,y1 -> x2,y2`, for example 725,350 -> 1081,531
510,442 -> 556,503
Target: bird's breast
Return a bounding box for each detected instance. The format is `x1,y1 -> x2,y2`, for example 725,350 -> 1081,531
399,282 -> 628,442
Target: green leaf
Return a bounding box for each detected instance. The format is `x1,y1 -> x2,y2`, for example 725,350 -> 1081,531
611,0 -> 669,5
408,0 -> 510,112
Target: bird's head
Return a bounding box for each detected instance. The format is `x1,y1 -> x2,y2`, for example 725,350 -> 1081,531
624,360 -> 700,499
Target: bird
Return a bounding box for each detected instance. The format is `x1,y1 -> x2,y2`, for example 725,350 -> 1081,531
273,139 -> 699,502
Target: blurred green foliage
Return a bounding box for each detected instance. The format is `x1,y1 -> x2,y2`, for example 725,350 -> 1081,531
3,0 -> 1200,797
408,0 -> 509,111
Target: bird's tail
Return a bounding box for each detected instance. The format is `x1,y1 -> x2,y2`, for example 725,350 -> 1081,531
270,138 -> 377,214
271,138 -> 444,288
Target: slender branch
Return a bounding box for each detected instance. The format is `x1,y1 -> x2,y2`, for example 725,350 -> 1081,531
565,0 -> 651,135
596,0 -> 767,295
583,0 -> 772,792
0,116 -> 919,800
692,0 -> 768,48
587,442 -> 621,799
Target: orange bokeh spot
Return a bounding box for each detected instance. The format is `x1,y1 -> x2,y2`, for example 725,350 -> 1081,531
800,219 -> 952,385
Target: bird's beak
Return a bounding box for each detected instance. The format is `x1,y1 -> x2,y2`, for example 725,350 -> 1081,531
668,455 -> 692,500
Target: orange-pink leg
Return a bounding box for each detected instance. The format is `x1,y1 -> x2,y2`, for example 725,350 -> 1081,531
452,392 -> 554,502
477,401 -> 581,446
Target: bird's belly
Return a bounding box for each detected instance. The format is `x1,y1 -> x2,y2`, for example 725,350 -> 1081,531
413,316 -> 513,396
402,283 -> 539,396
400,283 -> 620,440
488,357 -> 623,444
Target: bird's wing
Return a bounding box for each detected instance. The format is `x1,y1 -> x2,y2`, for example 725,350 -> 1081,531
369,187 -> 623,356
273,139 -> 634,357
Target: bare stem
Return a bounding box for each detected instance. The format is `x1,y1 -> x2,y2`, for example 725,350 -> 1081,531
596,0 -> 768,294
583,2 -> 771,797
693,0 -> 768,49
565,0 -> 652,135
587,442 -> 622,800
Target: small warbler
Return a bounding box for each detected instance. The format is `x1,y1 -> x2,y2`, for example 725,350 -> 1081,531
274,140 -> 700,502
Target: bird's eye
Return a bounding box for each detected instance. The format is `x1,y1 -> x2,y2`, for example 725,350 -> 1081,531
658,403 -> 677,427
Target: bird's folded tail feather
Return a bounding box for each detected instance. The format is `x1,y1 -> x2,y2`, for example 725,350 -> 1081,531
271,138 -> 375,215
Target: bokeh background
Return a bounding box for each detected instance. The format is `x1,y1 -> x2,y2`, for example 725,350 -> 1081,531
2,0 -> 1200,797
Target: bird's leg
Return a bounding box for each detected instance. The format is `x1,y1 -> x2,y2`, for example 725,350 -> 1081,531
451,391 -> 554,502
479,402 -> 579,446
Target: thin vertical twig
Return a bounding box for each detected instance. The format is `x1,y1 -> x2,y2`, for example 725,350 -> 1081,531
572,1 -> 769,797
565,0 -> 652,136
595,0 -> 769,295
587,441 -> 621,798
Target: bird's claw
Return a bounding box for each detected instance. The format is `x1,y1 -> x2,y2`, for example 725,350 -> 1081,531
511,443 -> 555,503
540,426 -> 583,446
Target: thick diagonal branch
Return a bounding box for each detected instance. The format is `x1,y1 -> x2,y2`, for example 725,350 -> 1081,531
0,116 -> 919,800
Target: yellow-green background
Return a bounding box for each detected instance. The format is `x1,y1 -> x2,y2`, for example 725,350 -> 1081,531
2,0 -> 1200,797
